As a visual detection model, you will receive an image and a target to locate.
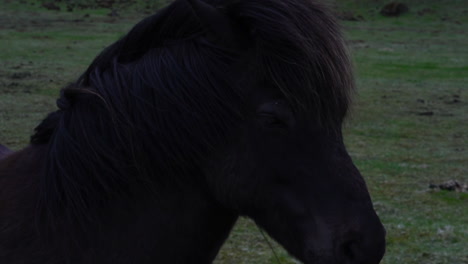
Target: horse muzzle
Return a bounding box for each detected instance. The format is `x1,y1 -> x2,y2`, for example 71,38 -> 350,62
302,212 -> 386,264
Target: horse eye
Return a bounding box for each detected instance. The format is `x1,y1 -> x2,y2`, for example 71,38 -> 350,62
258,113 -> 287,128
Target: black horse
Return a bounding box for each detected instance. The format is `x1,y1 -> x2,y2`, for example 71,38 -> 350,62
0,0 -> 386,263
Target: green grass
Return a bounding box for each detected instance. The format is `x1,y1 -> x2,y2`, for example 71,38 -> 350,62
336,1 -> 468,263
0,0 -> 467,263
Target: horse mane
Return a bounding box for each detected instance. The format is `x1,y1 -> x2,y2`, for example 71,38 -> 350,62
29,0 -> 353,242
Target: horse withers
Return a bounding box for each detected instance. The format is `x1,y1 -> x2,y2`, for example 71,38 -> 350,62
0,0 -> 385,263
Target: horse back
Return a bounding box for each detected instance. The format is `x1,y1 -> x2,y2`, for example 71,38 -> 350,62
0,144 -> 12,160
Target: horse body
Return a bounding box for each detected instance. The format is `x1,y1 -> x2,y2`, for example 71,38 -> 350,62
0,0 -> 386,263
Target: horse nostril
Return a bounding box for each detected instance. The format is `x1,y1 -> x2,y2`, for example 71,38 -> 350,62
340,230 -> 386,264
342,240 -> 361,261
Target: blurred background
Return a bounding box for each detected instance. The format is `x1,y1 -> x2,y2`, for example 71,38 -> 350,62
0,0 -> 466,263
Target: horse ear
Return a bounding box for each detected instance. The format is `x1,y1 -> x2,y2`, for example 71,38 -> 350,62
186,0 -> 248,49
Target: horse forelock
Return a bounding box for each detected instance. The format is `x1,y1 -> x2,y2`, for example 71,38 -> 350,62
235,0 -> 354,128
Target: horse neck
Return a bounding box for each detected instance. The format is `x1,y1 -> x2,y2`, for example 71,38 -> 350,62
0,144 -> 238,263
73,176 -> 239,263
97,184 -> 238,263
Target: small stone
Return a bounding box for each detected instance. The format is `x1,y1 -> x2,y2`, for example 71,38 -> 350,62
380,2 -> 409,17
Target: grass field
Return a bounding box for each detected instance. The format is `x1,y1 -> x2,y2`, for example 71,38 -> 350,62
0,0 -> 467,263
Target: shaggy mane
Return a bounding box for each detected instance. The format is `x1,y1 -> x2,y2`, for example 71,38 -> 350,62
30,0 -> 354,240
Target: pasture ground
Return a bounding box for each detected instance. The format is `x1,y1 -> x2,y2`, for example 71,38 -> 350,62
0,0 -> 466,263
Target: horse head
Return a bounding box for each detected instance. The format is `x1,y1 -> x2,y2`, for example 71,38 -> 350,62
188,0 -> 386,263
